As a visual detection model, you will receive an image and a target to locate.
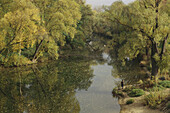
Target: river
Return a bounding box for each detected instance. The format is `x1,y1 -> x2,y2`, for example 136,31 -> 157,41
0,53 -> 130,113
76,53 -> 120,113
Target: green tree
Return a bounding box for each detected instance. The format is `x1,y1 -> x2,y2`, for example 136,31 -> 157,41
63,1 -> 94,50
0,0 -> 82,66
105,0 -> 169,77
0,0 -> 40,66
31,0 -> 81,62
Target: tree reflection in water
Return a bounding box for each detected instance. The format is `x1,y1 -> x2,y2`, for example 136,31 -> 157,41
0,57 -> 95,113
110,58 -> 147,85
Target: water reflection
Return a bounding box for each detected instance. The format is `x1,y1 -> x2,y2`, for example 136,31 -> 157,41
110,58 -> 147,84
76,62 -> 120,113
0,58 -> 95,113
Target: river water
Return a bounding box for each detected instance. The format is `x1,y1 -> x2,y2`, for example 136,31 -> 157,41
0,53 -> 121,113
76,53 -> 120,113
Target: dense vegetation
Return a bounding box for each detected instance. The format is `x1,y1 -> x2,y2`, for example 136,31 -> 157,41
95,0 -> 169,77
0,0 -> 94,66
0,0 -> 169,112
0,0 -> 169,78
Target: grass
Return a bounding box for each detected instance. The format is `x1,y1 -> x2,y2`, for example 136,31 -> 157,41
159,80 -> 170,88
144,87 -> 167,109
128,89 -> 145,97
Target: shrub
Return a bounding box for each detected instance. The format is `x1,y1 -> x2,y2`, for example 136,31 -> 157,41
144,88 -> 167,108
126,99 -> 134,105
128,89 -> 145,97
159,80 -> 170,88
112,88 -> 118,95
112,88 -> 124,97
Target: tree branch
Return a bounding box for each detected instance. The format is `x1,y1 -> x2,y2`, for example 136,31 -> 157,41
106,17 -> 153,42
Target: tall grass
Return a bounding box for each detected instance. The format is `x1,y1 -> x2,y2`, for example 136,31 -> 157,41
144,87 -> 167,108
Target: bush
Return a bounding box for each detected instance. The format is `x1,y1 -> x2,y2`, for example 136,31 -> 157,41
159,80 -> 170,88
112,88 -> 124,97
128,89 -> 144,97
126,99 -> 134,105
145,88 -> 167,108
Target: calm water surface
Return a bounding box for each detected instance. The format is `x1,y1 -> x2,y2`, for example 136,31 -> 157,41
76,63 -> 120,113
0,54 -> 120,113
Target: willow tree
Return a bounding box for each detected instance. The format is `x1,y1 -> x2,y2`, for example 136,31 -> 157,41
0,0 -> 81,66
0,0 -> 40,66
31,0 -> 81,62
62,0 -> 94,50
106,0 -> 169,77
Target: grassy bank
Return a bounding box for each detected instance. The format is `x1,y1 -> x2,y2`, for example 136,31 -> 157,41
112,79 -> 170,113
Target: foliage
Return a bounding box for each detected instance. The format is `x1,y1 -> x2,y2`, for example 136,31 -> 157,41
63,2 -> 95,50
104,0 -> 170,76
126,99 -> 134,105
0,0 -> 40,66
145,87 -> 167,108
152,84 -> 165,91
128,89 -> 144,97
159,80 -> 170,88
122,86 -> 135,93
143,79 -> 155,88
112,88 -> 124,97
30,0 -> 82,61
0,0 -> 83,66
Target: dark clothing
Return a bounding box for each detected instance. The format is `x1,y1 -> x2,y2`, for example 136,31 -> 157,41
121,81 -> 124,89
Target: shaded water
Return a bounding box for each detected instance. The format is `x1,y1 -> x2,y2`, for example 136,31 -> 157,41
0,54 -> 122,113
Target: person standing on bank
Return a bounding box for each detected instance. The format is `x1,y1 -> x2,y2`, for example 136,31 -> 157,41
121,80 -> 124,89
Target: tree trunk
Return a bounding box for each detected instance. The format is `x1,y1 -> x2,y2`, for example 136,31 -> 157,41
160,34 -> 168,60
151,42 -> 159,77
32,39 -> 44,62
150,0 -> 161,78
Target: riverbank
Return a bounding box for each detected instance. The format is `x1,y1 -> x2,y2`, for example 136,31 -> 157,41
0,50 -> 102,68
112,80 -> 170,113
119,88 -> 170,113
